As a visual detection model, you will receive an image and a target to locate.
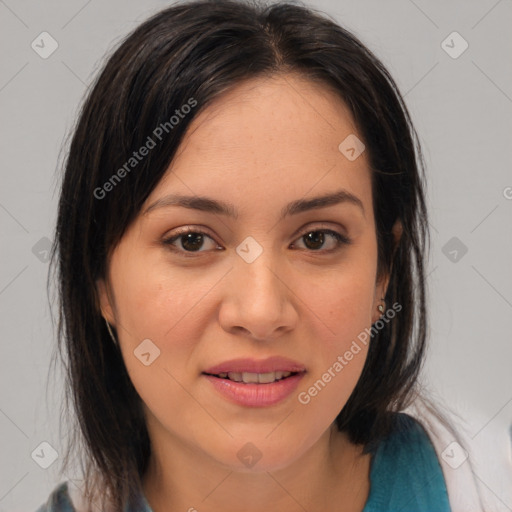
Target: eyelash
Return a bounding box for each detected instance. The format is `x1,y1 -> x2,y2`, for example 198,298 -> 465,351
162,225 -> 351,257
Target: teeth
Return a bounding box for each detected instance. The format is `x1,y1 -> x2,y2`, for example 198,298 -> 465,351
242,372 -> 260,383
220,371 -> 293,383
258,372 -> 277,383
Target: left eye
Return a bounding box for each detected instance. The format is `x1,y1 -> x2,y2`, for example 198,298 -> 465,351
291,229 -> 350,252
162,227 -> 351,255
162,228 -> 220,254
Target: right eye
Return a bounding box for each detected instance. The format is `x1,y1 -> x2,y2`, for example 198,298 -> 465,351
162,227 -> 221,256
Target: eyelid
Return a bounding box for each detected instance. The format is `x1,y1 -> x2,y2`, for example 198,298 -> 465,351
295,222 -> 349,240
293,225 -> 351,251
163,224 -> 218,241
161,225 -> 221,254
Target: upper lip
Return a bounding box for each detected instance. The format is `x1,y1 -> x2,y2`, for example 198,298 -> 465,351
203,356 -> 306,375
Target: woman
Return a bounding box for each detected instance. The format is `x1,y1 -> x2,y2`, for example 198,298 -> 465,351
38,0 -> 482,510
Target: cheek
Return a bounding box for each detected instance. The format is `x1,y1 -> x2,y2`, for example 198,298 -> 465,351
116,270 -> 205,426
295,285 -> 372,430
292,257 -> 377,415
112,253 -> 210,345
299,264 -> 376,351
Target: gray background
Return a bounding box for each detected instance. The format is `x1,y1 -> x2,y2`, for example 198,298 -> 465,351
0,0 -> 511,510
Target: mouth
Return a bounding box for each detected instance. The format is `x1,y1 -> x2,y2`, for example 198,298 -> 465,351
203,356 -> 306,376
201,357 -> 306,407
203,370 -> 301,384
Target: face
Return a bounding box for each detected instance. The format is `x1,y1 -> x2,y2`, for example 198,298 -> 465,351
97,73 -> 392,473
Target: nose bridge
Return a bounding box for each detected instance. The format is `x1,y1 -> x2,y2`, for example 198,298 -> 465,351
221,236 -> 296,339
235,240 -> 285,309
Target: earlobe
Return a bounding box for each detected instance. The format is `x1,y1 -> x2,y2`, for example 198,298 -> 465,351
371,219 -> 402,322
371,288 -> 387,324
96,278 -> 115,326
371,264 -> 388,323
380,219 -> 403,298
391,219 -> 403,255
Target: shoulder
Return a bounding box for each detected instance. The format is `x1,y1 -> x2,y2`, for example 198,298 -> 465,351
35,480 -> 153,512
376,411 -> 442,463
35,481 -> 76,512
363,412 -> 452,512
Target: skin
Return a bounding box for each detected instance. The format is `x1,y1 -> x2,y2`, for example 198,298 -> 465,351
97,72 -> 401,512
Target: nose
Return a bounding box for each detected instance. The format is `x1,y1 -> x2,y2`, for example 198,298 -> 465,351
218,251 -> 298,342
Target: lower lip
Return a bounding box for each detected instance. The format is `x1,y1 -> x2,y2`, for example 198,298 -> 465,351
203,372 -> 305,407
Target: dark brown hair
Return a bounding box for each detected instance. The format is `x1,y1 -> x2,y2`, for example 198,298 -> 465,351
48,0 -> 430,509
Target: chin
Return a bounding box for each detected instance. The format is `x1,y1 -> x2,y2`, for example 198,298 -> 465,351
206,435 -> 311,474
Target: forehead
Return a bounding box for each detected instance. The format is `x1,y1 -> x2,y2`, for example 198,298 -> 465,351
144,73 -> 372,218
178,73 -> 361,158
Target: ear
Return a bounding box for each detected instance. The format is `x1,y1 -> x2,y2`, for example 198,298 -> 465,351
96,277 -> 116,327
371,219 -> 403,323
390,219 -> 403,257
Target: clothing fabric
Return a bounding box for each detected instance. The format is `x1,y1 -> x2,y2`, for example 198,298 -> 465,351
35,412 -> 451,512
363,412 -> 451,511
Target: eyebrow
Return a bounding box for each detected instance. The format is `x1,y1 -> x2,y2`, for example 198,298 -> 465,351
143,189 -> 365,220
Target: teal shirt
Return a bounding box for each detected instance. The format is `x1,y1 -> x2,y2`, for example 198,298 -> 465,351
363,413 -> 451,511
36,413 -> 451,512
